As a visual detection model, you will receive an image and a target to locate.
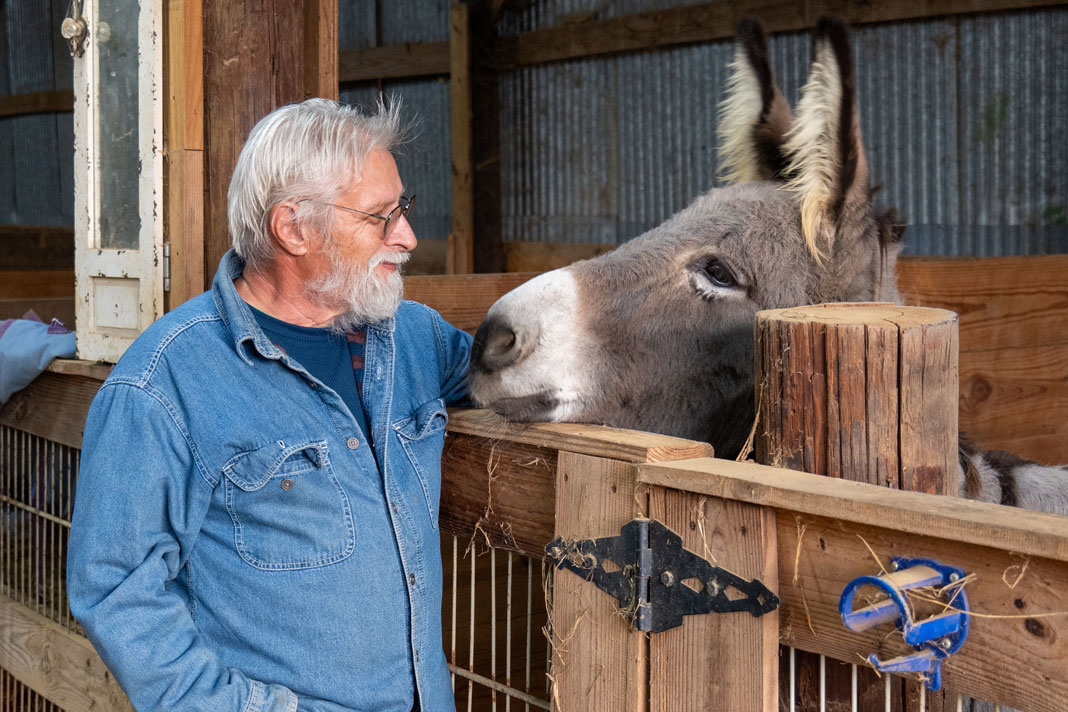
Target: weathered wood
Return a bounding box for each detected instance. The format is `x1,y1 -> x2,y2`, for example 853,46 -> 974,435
0,90 -> 73,119
440,432 -> 557,559
45,360 -> 112,382
0,225 -> 74,271
448,1 -> 475,275
0,299 -> 75,328
404,272 -> 536,331
550,452 -> 647,712
202,0 -> 306,288
303,0 -> 338,100
0,271 -> 74,300
756,303 -> 959,711
447,409 -> 714,464
646,487 -> 778,712
0,596 -> 132,712
639,457 -> 1068,711
504,241 -> 614,273
0,373 -> 101,450
164,0 -> 206,310
639,458 -> 1068,565
499,0 -> 1067,68
338,42 -> 451,83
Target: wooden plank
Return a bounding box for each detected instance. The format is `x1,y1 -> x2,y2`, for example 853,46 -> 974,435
500,0 -> 1066,68
303,0 -> 338,100
448,1 -> 475,275
0,298 -> 75,328
647,487 -> 778,712
0,595 -> 132,712
0,372 -> 101,449
0,271 -> 74,300
504,241 -> 614,273
338,42 -> 450,83
165,149 -> 206,310
446,408 -> 714,464
440,432 -> 557,559
639,458 -> 1068,712
0,225 -> 74,271
550,452 -> 647,712
202,0 -> 306,288
165,0 -> 203,153
638,458 -> 1068,565
0,90 -> 73,119
404,272 -> 537,331
470,1 -> 506,274
897,255 -> 1068,352
45,360 -> 112,382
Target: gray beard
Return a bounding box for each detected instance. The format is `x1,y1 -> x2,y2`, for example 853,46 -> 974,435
305,251 -> 408,334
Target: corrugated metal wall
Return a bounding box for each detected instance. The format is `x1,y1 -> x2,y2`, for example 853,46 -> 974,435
491,5 -> 1068,255
0,0 -> 73,227
339,1 -> 453,242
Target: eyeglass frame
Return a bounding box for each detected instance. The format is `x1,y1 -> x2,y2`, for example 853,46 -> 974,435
300,195 -> 416,238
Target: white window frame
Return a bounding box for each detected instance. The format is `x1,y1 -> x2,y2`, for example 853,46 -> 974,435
73,0 -> 163,363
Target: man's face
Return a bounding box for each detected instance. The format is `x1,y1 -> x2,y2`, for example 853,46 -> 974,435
305,149 -> 417,328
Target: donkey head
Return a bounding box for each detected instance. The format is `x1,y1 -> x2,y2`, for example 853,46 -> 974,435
468,18 -> 904,457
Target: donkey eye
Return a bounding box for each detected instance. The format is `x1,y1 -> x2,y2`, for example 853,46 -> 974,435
704,260 -> 736,288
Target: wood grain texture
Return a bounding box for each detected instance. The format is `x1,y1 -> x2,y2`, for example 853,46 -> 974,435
0,271 -> 74,300
448,1 -> 475,275
550,452 -> 646,712
0,596 -> 132,712
338,42 -> 450,82
303,0 -> 338,100
446,409 -> 714,464
647,488 -> 778,712
0,373 -> 101,449
404,272 -> 536,331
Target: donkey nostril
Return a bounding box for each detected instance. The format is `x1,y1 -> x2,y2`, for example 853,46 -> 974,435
473,316 -> 526,373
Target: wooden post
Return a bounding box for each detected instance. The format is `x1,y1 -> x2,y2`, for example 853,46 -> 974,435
646,488 -> 778,712
448,0 -> 475,275
755,303 -> 959,711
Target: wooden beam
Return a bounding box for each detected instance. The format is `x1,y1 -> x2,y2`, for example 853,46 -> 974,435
448,1 -> 475,275
638,457 -> 1068,564
0,90 -> 73,118
0,270 -> 74,300
0,225 -> 74,271
471,0 -> 505,273
338,42 -> 450,83
404,271 -> 536,331
0,372 -> 101,449
446,408 -> 714,464
647,487 -> 778,712
550,452 -> 648,711
304,0 -> 338,99
501,0 -> 1068,68
0,596 -> 132,712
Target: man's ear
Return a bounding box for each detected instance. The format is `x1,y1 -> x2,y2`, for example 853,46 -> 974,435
269,201 -> 311,256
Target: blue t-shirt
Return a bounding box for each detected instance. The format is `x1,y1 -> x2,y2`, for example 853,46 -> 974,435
250,307 -> 371,444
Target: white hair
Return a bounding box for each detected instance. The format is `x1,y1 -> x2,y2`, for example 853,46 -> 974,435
228,97 -> 404,273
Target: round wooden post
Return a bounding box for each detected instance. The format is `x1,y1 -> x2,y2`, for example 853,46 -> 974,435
754,302 -> 959,711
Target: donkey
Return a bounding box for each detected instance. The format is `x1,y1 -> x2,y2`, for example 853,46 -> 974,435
466,17 -> 1068,519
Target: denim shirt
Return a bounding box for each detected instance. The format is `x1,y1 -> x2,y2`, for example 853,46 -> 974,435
67,250 -> 472,712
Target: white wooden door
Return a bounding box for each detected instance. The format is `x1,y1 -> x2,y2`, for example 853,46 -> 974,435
72,0 -> 163,363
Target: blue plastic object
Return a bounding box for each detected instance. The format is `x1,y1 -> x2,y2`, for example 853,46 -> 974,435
838,557 -> 969,690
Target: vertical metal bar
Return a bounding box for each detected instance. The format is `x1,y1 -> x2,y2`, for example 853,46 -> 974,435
851,663 -> 858,712
885,675 -> 892,712
957,695 -> 963,712
789,647 -> 796,712
525,556 -> 532,712
819,654 -> 826,712
451,535 -> 458,692
468,546 -> 475,712
505,551 -> 513,712
920,683 -> 926,712
491,547 -> 498,711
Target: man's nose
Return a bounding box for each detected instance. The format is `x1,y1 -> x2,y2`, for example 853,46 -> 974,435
385,214 -> 417,252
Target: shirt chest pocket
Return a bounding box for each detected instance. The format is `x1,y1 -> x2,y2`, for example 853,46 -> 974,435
392,399 -> 448,528
221,439 -> 355,570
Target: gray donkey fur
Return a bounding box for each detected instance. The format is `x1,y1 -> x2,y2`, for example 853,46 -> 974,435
467,18 -> 1068,523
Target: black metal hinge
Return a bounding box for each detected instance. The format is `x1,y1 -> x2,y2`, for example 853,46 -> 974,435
546,518 -> 780,634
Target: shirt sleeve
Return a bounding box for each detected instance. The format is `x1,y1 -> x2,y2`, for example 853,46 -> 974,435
66,382 -> 298,712
433,311 -> 474,407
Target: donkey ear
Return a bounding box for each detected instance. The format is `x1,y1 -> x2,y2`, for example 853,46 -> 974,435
783,17 -> 870,262
717,17 -> 794,184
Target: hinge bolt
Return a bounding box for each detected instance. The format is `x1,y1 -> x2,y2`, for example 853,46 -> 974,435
949,572 -> 960,582
660,571 -> 675,587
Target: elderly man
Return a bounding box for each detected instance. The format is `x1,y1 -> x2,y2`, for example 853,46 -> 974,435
67,99 -> 470,712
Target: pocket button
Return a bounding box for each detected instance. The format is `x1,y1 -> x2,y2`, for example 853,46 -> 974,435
346,437 -> 359,450
280,478 -> 294,491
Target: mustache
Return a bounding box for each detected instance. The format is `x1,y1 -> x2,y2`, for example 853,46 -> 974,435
368,251 -> 410,269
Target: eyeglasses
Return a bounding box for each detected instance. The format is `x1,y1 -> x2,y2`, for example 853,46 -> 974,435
306,195 -> 416,238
